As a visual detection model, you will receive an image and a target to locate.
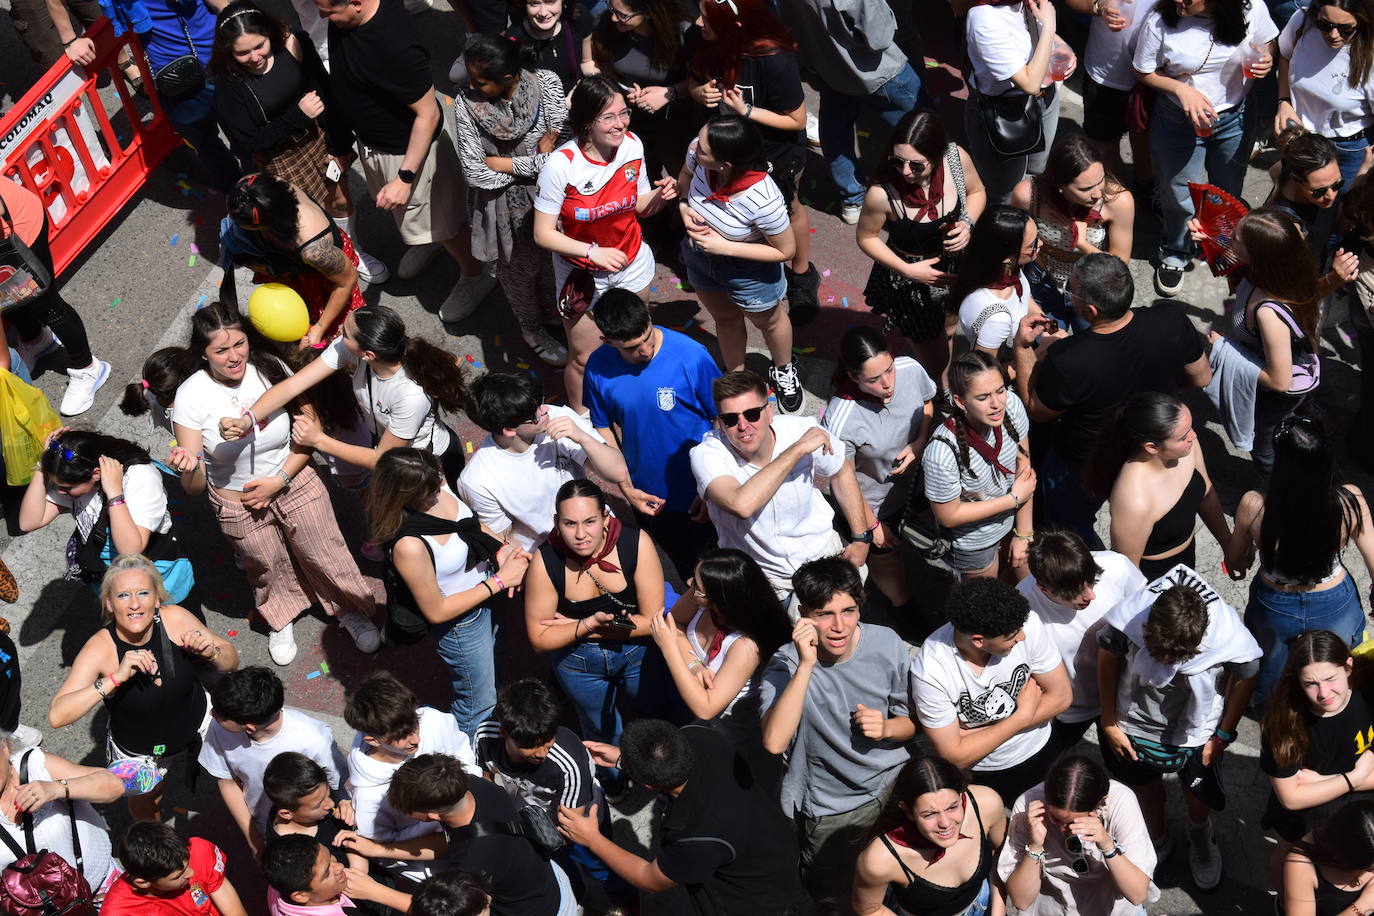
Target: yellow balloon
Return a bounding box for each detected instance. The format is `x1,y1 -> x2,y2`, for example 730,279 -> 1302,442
248,283 -> 309,342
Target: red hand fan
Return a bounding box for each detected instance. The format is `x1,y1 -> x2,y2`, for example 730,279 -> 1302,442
1188,182 -> 1249,277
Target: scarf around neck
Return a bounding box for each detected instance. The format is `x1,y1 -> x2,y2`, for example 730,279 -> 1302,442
944,416 -> 1013,476
462,70 -> 541,142
550,515 -> 623,579
705,169 -> 769,203
901,160 -> 946,221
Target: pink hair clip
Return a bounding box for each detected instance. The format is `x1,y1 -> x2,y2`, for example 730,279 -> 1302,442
140,379 -> 150,390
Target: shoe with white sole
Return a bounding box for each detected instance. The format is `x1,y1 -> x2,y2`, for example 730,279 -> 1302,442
806,113 -> 821,149
14,327 -> 61,371
1187,817 -> 1222,891
355,249 -> 390,285
398,241 -> 444,280
522,328 -> 569,367
11,724 -> 43,748
60,359 -> 110,416
439,273 -> 496,323
268,622 -> 297,665
839,202 -> 862,225
338,610 -> 381,654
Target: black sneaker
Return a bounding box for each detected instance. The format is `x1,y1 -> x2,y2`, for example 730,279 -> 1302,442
769,361 -> 805,413
785,263 -> 821,326
1154,263 -> 1185,297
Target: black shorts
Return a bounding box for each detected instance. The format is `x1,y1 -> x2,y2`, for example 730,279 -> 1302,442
768,142 -> 808,208
1081,75 -> 1131,143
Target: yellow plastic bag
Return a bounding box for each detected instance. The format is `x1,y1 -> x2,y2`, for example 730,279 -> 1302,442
0,368 -> 60,486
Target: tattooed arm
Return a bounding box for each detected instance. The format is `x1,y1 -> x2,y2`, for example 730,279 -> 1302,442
299,235 -> 358,349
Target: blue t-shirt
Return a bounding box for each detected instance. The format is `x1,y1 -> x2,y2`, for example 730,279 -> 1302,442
141,0 -> 215,71
584,328 -> 719,512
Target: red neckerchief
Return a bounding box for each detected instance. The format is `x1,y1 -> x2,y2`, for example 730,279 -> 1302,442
987,274 -> 1023,297
833,379 -> 884,404
549,515 -> 623,580
704,608 -> 735,662
943,416 -> 1014,476
886,798 -> 973,863
705,169 -> 769,203
901,160 -> 946,222
1066,203 -> 1104,249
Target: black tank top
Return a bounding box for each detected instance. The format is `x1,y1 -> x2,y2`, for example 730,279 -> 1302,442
1143,469 -> 1205,556
103,615 -> 207,756
1313,862 -> 1364,916
880,791 -> 994,916
537,524 -> 641,623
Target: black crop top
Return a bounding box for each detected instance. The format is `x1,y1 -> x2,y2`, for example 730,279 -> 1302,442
103,615 -> 207,756
536,524 -> 641,624
1143,469 -> 1204,556
879,791 -> 994,916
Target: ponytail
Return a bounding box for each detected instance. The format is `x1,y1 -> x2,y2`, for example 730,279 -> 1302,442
120,347 -> 190,417
403,338 -> 469,415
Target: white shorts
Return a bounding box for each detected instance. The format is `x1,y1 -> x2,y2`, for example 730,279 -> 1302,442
552,241 -> 656,311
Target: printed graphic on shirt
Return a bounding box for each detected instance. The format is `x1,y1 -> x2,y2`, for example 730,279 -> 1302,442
657,387 -> 676,411
956,664 -> 1031,726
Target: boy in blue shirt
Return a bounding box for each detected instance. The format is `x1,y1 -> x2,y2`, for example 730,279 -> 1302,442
585,290 -> 720,578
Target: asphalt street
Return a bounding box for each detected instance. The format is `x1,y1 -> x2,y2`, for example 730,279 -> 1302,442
0,0 -> 1366,912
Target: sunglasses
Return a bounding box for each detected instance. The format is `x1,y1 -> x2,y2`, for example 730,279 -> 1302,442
1065,834 -> 1090,875
887,156 -> 929,174
46,440 -> 79,464
1316,17 -> 1357,37
1308,177 -> 1346,197
718,405 -> 766,428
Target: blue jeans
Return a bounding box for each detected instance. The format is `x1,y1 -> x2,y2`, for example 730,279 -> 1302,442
1334,134 -> 1370,192
957,879 -> 992,916
1150,99 -> 1248,267
433,606 -> 498,738
1038,446 -> 1104,549
552,640 -> 648,745
819,63 -> 930,207
1245,573 -> 1365,703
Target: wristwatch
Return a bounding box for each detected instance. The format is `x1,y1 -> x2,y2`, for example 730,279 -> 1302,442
848,530 -> 874,544
1102,842 -> 1123,859
397,169 -> 417,184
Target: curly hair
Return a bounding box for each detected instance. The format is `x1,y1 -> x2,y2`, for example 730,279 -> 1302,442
945,577 -> 1030,639
1141,586 -> 1208,664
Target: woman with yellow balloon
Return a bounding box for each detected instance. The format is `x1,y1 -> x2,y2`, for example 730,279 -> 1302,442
166,300 -> 382,666
220,172 -> 364,350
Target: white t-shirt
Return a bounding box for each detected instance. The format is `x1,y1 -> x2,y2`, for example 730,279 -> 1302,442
419,487 -> 491,597
1133,6 -> 1278,112
1279,9 -> 1374,138
909,613 -> 1063,772
457,406 -> 605,551
1018,551 -> 1146,724
47,463 -> 172,540
690,415 -> 845,582
198,708 -> 348,829
171,365 -> 293,491
684,139 -> 791,243
320,337 -> 451,454
958,275 -> 1033,351
967,3 -> 1038,94
0,749 -> 112,891
1085,0 -> 1151,90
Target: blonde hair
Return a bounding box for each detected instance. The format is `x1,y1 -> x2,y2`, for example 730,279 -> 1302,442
98,555 -> 170,622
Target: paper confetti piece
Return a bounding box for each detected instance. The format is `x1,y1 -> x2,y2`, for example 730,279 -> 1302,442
190,243 -> 199,255
668,277 -> 679,283
826,296 -> 835,303
465,441 -> 474,454
465,354 -> 475,363
842,297 -> 850,308
188,255 -> 197,268
809,228 -> 817,234
319,661 -> 331,674
529,369 -> 539,379
306,670 -> 321,680
649,286 -> 657,292
226,630 -> 238,637
197,295 -> 207,309
821,269 -> 831,278
515,361 -> 530,370
169,234 -> 179,247
109,297 -> 122,309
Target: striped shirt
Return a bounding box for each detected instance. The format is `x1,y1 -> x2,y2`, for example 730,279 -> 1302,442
684,138 -> 790,242
922,392 -> 1029,550
473,720 -> 596,816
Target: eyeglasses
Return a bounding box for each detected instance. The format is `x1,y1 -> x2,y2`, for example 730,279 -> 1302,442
887,155 -> 929,175
718,405 -> 766,428
1064,834 -> 1090,875
1307,176 -> 1346,197
1315,17 -> 1357,37
594,108 -> 633,126
608,5 -> 640,21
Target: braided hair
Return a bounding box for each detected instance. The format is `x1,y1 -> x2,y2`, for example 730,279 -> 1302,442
937,350 -> 1017,476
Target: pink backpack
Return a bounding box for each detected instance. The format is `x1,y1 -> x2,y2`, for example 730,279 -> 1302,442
0,750 -> 94,916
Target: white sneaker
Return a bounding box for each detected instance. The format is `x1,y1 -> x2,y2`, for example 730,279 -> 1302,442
398,241 -> 444,280
439,273 -> 496,323
59,359 -> 110,416
354,249 -> 390,285
338,610 -> 381,654
839,202 -> 862,225
1187,817 -> 1222,891
268,622 -> 298,666
11,724 -> 43,748
521,328 -> 569,367
14,327 -> 61,370
806,113 -> 821,149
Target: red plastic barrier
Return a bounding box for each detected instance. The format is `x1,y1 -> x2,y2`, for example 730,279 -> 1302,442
0,17 -> 180,276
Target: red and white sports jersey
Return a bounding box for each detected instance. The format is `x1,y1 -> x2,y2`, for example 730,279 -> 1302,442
535,133 -> 650,268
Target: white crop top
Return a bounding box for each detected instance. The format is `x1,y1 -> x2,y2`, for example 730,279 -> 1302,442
419,487 -> 493,598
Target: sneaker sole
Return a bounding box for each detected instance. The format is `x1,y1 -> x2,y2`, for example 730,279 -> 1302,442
60,361 -> 111,416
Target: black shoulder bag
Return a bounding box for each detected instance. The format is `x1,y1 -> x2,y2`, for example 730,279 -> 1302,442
152,8 -> 207,101
447,808 -> 565,858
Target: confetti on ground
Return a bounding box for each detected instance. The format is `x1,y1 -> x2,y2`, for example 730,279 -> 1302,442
109,297 -> 122,309
809,228 -> 817,234
226,630 -> 238,637
465,354 -> 475,363
794,346 -> 816,355
188,255 -> 197,267
320,661 -> 330,674
529,369 -> 539,379
190,243 -> 199,255
197,295 -> 207,309
465,441 -> 474,454
306,670 -> 321,680
169,235 -> 179,247
515,361 -> 530,369
822,269 -> 831,277
842,297 -> 850,308
668,277 -> 679,283
649,286 -> 657,292
826,296 -> 835,303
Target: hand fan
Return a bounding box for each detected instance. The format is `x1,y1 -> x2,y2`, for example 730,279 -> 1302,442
1188,182 -> 1249,277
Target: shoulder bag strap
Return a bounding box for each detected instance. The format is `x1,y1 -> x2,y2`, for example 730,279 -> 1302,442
16,750 -> 34,857
970,299 -> 1013,344
365,366 -> 381,444
174,7 -> 198,58
946,144 -> 968,212
447,819 -> 524,841
0,821 -> 23,861
154,613 -> 177,684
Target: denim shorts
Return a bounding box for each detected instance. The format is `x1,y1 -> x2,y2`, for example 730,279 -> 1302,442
680,237 -> 786,312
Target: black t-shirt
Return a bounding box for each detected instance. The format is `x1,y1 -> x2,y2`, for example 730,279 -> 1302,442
1035,305 -> 1206,466
656,726 -> 806,915
502,17 -> 591,94
444,779 -> 561,916
1261,686 -> 1374,779
269,815 -> 352,867
327,0 -> 436,154
473,720 -> 595,818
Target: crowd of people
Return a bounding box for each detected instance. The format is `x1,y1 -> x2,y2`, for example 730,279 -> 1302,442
0,0 -> 1373,910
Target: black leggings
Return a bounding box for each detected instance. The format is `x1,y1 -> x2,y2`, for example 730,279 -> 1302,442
6,215 -> 93,368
